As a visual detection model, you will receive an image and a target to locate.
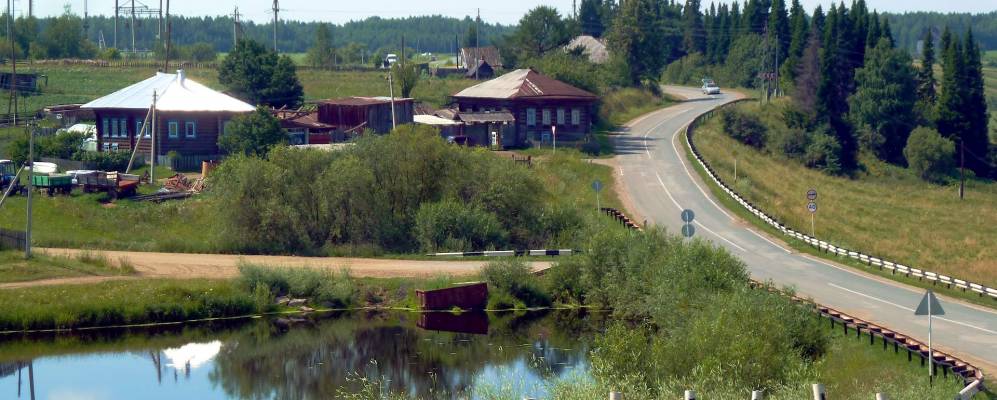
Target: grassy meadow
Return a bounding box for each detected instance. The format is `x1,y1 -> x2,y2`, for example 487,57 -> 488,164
692,101 -> 997,286
0,250 -> 135,284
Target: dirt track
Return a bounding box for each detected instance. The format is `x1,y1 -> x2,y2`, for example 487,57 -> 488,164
0,248 -> 554,289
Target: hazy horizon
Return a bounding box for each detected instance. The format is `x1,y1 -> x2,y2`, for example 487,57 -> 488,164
15,0 -> 996,25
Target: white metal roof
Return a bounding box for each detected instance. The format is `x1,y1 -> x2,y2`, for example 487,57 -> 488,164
453,69 -> 532,99
414,114 -> 461,126
81,70 -> 255,113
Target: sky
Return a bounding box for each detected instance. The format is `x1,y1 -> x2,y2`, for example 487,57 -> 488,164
15,0 -> 995,25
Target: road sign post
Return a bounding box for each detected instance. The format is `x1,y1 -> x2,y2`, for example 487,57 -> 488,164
915,290 -> 945,381
592,180 -> 603,211
681,209 -> 696,238
807,189 -> 817,238
552,126 -> 557,155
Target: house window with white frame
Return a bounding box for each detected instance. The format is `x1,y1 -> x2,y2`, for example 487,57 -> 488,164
111,143 -> 119,151
572,108 -> 581,125
185,121 -> 197,138
542,109 -> 551,125
110,118 -> 119,137
168,121 -> 179,138
120,119 -> 128,138
556,108 -> 565,125
102,142 -> 110,151
526,108 -> 536,126
102,119 -> 110,138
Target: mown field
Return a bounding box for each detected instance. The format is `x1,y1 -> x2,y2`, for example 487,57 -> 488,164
0,63 -> 477,114
693,101 -> 997,287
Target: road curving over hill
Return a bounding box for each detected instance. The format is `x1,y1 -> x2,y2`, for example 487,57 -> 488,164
613,86 -> 997,375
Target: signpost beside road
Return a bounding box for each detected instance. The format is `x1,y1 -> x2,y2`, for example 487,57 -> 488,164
681,209 -> 695,238
915,290 -> 945,381
806,189 -> 818,237
592,179 -> 603,211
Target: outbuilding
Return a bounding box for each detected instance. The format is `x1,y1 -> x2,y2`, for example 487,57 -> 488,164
451,68 -> 599,148
317,97 -> 414,134
81,70 -> 254,165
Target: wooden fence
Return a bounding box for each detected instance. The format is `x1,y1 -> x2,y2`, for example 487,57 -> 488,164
0,228 -> 26,251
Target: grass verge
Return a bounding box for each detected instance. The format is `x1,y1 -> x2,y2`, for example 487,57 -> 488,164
0,250 -> 135,284
683,113 -> 997,308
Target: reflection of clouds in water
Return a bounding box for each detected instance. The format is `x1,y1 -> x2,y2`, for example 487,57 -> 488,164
163,341 -> 222,370
47,388 -> 109,400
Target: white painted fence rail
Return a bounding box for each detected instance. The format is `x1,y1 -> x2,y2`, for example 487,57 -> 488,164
684,99 -> 997,301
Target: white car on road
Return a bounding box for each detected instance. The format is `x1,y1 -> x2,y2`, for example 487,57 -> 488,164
702,79 -> 721,95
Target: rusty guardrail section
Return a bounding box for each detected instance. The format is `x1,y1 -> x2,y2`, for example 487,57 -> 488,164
601,207 -> 643,231
684,99 -> 997,301
607,128 -> 985,393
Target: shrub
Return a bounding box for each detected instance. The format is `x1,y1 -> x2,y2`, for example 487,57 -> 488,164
766,127 -> 809,160
804,129 -> 843,175
73,150 -> 137,172
480,259 -> 550,308
413,199 -> 508,252
238,264 -> 356,307
721,108 -> 767,148
904,126 -> 956,183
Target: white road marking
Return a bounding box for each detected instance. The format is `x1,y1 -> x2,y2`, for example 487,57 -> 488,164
745,227 -> 793,254
654,171 -> 747,252
670,123 -> 734,220
828,283 -> 997,335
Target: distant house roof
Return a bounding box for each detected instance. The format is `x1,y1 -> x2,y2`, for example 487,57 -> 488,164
566,35 -> 609,64
465,60 -> 495,79
460,46 -> 503,68
275,110 -> 337,131
414,114 -> 463,126
81,70 -> 255,113
319,96 -> 413,106
453,69 -> 598,101
458,111 -> 516,124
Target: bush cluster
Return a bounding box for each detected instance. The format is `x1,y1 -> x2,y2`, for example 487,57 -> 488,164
721,108 -> 767,148
481,259 -> 550,309
238,264 -> 357,308
211,125 -> 580,255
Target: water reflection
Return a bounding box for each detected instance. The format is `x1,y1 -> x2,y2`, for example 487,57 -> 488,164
0,309 -> 606,399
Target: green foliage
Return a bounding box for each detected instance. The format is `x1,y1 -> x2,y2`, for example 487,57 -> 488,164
211,125 -> 574,254
390,62 -> 421,98
904,126 -> 956,183
804,128 -> 844,175
184,42 -> 218,62
218,39 -> 304,108
597,88 -> 667,127
523,52 -> 602,94
721,108 -> 767,148
507,6 -> 572,61
97,47 -> 121,60
307,23 -> 335,68
413,199 -> 507,252
238,264 -> 357,308
607,0 -> 683,86
37,8 -> 96,59
481,259 -> 550,309
579,0 -> 607,38
722,33 -> 767,88
217,106 -> 287,157
848,38 -> 918,164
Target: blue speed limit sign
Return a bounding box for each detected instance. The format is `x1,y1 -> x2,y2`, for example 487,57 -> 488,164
807,202 -> 817,213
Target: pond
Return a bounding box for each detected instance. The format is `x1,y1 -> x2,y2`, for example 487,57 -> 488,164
0,309 -> 607,399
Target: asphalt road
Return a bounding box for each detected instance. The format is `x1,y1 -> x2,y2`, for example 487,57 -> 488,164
613,86 -> 997,373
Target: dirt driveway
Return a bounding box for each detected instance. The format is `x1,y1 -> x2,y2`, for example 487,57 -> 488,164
0,248 -> 554,289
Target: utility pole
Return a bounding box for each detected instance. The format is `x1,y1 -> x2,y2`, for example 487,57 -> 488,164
8,0 -> 18,122
114,0 -> 118,49
84,0 -> 89,39
158,0 -> 162,42
25,123 -> 33,259
27,0 -> 31,18
272,0 -> 279,52
163,0 -> 171,71
151,91 -> 157,184
130,0 -> 137,53
387,72 -> 396,130
232,7 -> 241,49
475,8 -> 480,80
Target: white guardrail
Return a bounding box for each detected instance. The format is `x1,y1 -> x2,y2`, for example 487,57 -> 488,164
685,100 -> 997,301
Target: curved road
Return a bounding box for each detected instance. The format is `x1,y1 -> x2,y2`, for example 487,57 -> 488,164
614,86 -> 997,373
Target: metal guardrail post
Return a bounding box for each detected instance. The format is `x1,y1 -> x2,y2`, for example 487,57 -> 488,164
811,384 -> 826,400
684,390 -> 696,400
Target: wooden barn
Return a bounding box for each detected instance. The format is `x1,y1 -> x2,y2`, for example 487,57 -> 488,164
451,68 -> 598,148
459,46 -> 503,70
81,70 -> 254,164
274,109 -> 339,145
317,97 -> 414,134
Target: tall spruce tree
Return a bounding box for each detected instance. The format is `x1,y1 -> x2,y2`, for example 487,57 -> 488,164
848,38 -> 918,164
682,0 -> 707,54
787,0 -> 808,60
936,27 -> 968,143
768,0 -> 791,62
579,0 -> 606,37
607,0 -> 671,85
961,29 -> 991,177
866,12 -> 882,47
817,3 -> 859,171
915,29 -> 937,122
795,23 -> 822,115
742,0 -> 770,34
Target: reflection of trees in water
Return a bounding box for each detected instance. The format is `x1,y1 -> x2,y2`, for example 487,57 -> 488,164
208,310 -> 604,398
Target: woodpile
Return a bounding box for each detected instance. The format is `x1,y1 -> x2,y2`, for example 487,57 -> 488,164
163,173 -> 206,193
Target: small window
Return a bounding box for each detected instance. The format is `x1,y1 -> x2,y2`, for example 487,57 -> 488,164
120,119 -> 128,138
526,108 -> 536,126
542,109 -> 551,125
102,119 -> 109,138
102,142 -> 110,151
556,108 -> 565,125
136,120 -> 144,138
111,118 -> 119,138
168,121 -> 179,138
572,108 -> 581,125
185,121 -> 197,138
111,143 -> 119,151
